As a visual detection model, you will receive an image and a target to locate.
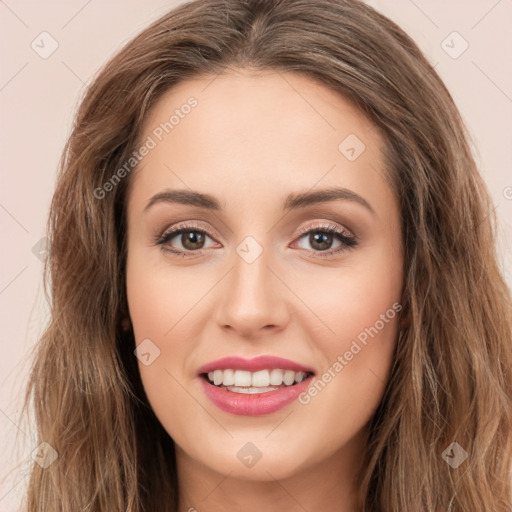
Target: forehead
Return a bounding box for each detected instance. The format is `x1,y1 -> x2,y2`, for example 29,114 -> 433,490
127,69 -> 392,215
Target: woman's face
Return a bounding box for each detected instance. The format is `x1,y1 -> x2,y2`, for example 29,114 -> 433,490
125,69 -> 403,482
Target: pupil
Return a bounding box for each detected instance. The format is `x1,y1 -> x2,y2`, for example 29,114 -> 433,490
311,232 -> 332,250
183,231 -> 204,249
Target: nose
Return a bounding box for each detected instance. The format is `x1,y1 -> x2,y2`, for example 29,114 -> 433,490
215,246 -> 290,339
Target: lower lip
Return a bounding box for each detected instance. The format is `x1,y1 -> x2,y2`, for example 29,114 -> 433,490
199,375 -> 314,416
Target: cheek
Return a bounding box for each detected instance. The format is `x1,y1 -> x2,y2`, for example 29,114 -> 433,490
126,250 -> 205,340
125,250 -> 214,431
294,249 -> 402,420
297,256 -> 401,354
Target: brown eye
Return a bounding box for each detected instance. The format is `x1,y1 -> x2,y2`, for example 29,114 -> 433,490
157,226 -> 217,255
180,230 -> 206,250
308,232 -> 335,251
293,224 -> 358,258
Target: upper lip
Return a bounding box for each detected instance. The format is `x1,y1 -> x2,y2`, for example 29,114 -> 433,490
197,355 -> 315,375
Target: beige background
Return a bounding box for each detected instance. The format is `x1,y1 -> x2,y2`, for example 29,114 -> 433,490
1,0 -> 511,509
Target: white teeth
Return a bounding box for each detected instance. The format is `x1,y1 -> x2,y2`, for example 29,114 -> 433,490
205,368 -> 311,388
294,372 -> 306,383
224,385 -> 280,394
234,370 -> 252,387
269,369 -> 284,385
283,370 -> 295,386
251,370 -> 270,387
213,369 -> 223,386
222,368 -> 235,386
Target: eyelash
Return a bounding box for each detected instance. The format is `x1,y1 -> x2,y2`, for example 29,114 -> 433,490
154,221 -> 358,259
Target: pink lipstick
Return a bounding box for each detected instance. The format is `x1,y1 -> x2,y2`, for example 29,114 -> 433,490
197,355 -> 315,416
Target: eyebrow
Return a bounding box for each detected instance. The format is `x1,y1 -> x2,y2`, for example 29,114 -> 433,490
144,187 -> 375,215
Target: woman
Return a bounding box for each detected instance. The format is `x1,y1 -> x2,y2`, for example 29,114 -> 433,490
21,0 -> 512,510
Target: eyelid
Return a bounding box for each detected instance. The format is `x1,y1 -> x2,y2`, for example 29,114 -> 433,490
156,219 -> 354,242
289,221 -> 358,259
155,219 -> 358,258
294,220 -> 355,239
155,219 -> 220,243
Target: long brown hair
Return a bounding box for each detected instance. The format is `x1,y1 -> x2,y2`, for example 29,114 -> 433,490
19,0 -> 512,510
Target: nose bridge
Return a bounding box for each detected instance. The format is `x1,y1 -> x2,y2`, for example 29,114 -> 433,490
217,237 -> 288,336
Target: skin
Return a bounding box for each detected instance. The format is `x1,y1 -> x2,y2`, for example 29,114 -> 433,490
125,68 -> 404,512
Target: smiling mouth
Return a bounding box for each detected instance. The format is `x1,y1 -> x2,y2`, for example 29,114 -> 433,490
201,368 -> 315,394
